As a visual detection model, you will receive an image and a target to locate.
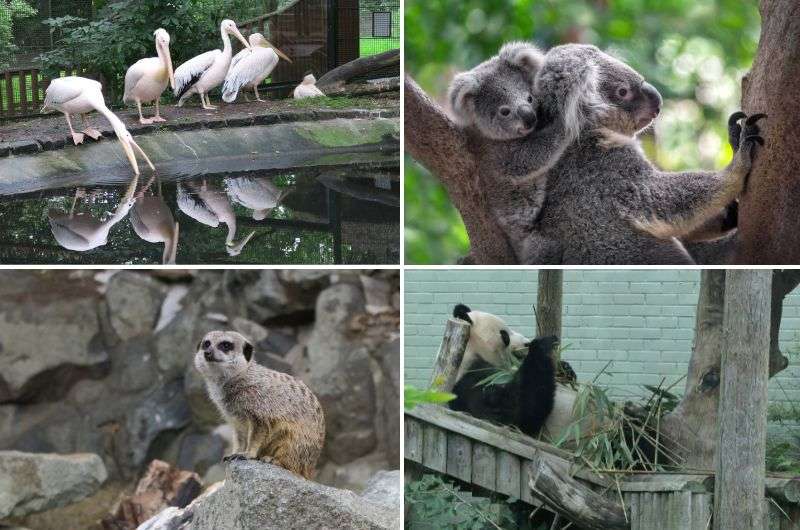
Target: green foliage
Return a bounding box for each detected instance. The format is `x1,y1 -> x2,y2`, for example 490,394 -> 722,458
405,474 -> 517,529
404,0 -> 760,264
404,384 -> 456,410
0,0 -> 37,69
38,0 -> 256,101
766,436 -> 800,475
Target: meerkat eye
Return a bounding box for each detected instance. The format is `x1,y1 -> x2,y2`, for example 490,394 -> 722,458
202,340 -> 211,349
499,106 -> 511,117
218,341 -> 234,352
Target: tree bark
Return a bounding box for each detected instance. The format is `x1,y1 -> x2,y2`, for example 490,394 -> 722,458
660,270 -> 726,470
404,75 -> 517,263
713,270 -> 772,530
736,0 -> 800,263
316,49 -> 399,89
536,271 -> 563,362
428,317 -> 471,392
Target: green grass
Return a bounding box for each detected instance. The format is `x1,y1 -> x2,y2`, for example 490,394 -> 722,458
359,37 -> 399,57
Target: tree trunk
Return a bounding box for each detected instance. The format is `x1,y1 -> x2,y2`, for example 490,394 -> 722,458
536,270 -> 563,362
736,0 -> 800,263
428,317 -> 471,392
316,49 -> 399,89
713,270 -> 772,530
404,76 -> 517,263
660,270 -> 726,469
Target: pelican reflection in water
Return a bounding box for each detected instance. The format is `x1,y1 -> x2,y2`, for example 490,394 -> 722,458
130,176 -> 179,264
224,175 -> 292,220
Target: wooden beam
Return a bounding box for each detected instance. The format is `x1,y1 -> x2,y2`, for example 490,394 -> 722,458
536,270 -> 563,344
428,317 -> 470,392
713,270 -> 772,530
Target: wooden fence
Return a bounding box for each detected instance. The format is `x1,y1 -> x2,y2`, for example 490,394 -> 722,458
1,68 -> 81,120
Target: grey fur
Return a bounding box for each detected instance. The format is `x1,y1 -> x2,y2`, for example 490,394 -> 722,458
475,44 -> 760,264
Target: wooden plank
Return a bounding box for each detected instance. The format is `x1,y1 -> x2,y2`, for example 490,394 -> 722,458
404,417 -> 422,463
19,70 -> 28,115
471,442 -> 496,491
5,71 -> 13,117
520,459 -> 536,505
627,493 -> 639,530
445,432 -> 471,483
496,451 -> 521,499
421,424 -> 446,473
30,69 -> 39,109
674,491 -> 693,530
691,493 -> 712,530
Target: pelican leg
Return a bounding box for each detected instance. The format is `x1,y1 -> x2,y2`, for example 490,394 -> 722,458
80,114 -> 103,141
137,99 -> 154,125
254,85 -> 264,103
151,99 -> 166,122
64,113 -> 84,145
243,92 -> 250,102
201,93 -> 218,110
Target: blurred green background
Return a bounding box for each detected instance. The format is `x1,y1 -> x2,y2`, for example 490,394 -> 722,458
404,0 -> 760,264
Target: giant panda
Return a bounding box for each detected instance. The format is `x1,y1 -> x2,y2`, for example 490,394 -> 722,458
448,303 -> 559,438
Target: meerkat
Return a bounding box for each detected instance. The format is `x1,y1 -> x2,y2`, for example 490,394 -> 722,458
194,330 -> 325,479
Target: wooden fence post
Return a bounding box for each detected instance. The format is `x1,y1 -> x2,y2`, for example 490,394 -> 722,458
428,317 -> 470,392
713,269 -> 772,530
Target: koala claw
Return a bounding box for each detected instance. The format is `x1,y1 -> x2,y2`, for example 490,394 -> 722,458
728,112 -> 746,151
728,111 -> 746,127
745,113 -> 767,126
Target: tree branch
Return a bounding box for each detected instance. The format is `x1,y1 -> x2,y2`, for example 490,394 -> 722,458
404,75 -> 517,263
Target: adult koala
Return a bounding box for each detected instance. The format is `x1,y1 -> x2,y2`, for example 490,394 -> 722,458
478,44 -> 763,264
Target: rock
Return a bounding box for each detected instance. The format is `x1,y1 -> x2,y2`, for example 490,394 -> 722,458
125,380 -> 191,468
183,363 -> 220,427
278,270 -> 331,286
105,272 -> 166,341
316,452 -> 391,492
109,339 -> 158,394
0,271 -> 108,404
360,275 -> 393,315
154,285 -> 190,333
138,461 -> 400,530
231,318 -> 268,344
307,283 -> 377,464
361,470 -> 401,511
102,460 -> 201,530
372,339 -> 400,465
0,451 -> 107,519
258,329 -> 296,356
257,352 -> 294,375
177,433 -> 226,476
15,480 -> 129,530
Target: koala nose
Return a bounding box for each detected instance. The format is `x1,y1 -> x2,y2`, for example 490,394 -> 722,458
518,104 -> 536,128
642,82 -> 662,114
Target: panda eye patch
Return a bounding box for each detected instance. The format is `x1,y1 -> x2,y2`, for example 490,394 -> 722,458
500,330 -> 510,347
499,106 -> 511,117
218,341 -> 234,352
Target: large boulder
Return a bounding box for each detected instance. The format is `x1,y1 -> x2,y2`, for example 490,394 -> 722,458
105,272 -> 167,342
139,461 -> 400,530
306,283 -> 377,464
0,451 -> 107,519
0,271 -> 108,404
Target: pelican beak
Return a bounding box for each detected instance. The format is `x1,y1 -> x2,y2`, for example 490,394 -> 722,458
120,139 -> 141,176
227,230 -> 256,256
265,39 -> 292,63
160,40 -> 175,90
233,27 -> 251,49
128,136 -> 156,172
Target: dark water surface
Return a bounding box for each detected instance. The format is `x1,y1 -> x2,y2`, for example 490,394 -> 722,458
0,159 -> 399,265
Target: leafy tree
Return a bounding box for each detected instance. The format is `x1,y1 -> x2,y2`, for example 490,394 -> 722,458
0,0 -> 37,69
38,0 -> 257,101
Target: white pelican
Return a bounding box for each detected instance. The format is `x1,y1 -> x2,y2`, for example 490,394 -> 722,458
123,28 -> 176,124
49,179 -> 138,252
174,19 -> 251,110
222,33 -> 292,103
42,76 -> 155,175
130,182 -> 179,264
177,180 -> 255,256
293,73 -> 325,99
224,176 -> 292,219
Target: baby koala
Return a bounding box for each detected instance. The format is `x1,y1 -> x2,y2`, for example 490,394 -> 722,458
448,42 -> 573,262
194,330 -> 325,479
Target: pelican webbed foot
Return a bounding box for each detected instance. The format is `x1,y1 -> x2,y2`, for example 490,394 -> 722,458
71,132 -> 85,145
139,117 -> 155,125
82,128 -> 103,140
151,116 -> 167,123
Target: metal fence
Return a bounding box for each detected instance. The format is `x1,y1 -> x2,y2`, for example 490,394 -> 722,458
1,0 -> 397,121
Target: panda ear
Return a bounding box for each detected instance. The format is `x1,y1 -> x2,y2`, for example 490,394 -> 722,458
243,341 -> 253,362
448,71 -> 480,126
499,41 -> 544,76
453,303 -> 473,323
500,330 -> 510,347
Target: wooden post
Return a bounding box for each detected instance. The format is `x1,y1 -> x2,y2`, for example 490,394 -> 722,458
428,317 -> 470,392
536,271 -> 563,362
713,270 -> 772,530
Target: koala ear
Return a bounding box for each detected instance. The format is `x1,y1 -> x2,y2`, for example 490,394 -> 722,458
500,330 -> 510,347
243,342 -> 253,362
448,71 -> 480,125
499,41 -> 544,75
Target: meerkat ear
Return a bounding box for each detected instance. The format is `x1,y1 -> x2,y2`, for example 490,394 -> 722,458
243,341 -> 253,362
448,71 -> 480,126
499,42 -> 544,75
197,339 -> 203,351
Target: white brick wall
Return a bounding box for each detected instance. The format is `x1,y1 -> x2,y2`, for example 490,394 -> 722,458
404,269 -> 800,403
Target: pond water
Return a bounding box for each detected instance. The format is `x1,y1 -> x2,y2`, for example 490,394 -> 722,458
0,159 -> 399,265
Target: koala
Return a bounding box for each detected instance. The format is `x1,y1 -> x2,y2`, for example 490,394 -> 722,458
476,44 -> 763,264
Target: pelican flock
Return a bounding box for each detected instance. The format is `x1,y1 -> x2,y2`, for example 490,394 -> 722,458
222,32 -> 291,103
123,28 -> 175,124
174,19 -> 251,109
36,16 -> 336,263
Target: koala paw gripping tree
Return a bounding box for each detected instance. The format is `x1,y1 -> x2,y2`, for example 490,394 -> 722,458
405,0 -> 800,265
